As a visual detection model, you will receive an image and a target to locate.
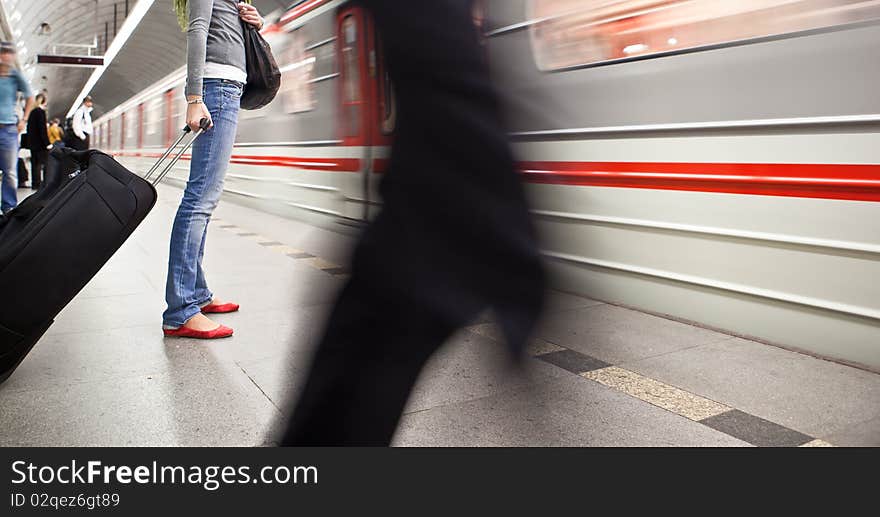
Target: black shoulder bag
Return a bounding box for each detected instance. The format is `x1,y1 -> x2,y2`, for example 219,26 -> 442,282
240,21 -> 281,110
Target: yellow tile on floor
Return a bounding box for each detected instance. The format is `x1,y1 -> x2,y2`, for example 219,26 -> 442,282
266,244 -> 302,255
583,366 -> 731,421
306,257 -> 340,270
800,439 -> 834,447
246,234 -> 276,244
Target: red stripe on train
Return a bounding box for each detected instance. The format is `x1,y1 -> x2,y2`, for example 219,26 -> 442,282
279,0 -> 331,24
228,155 -> 360,172
114,152 -> 880,201
520,161 -> 880,202
117,152 -> 360,173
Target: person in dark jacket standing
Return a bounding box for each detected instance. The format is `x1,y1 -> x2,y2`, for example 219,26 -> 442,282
280,0 -> 546,445
26,92 -> 49,190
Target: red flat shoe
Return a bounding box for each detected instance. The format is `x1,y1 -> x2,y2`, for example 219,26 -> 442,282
163,324 -> 234,339
201,302 -> 240,314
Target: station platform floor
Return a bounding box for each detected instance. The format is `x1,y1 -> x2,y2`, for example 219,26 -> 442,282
3,185 -> 879,447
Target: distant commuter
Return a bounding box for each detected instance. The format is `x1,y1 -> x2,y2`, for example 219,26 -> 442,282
161,1 -> 265,339
0,41 -> 34,213
17,129 -> 28,187
48,117 -> 63,146
26,92 -> 50,190
69,95 -> 93,150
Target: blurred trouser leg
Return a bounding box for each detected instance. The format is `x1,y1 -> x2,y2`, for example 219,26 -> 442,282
16,157 -> 28,186
0,124 -> 18,213
30,149 -> 47,189
70,136 -> 87,151
281,273 -> 457,445
162,79 -> 241,328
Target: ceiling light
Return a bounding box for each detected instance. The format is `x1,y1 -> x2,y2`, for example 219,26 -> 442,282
67,0 -> 156,118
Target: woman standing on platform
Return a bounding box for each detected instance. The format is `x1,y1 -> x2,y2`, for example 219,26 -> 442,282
163,1 -> 264,339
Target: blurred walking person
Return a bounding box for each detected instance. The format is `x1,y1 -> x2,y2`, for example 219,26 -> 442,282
280,0 -> 546,445
26,92 -> 50,190
0,41 -> 34,213
161,1 -> 265,339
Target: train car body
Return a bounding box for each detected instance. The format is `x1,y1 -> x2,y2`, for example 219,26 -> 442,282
95,0 -> 880,369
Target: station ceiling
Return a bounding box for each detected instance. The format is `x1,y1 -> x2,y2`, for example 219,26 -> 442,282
1,0 -> 288,121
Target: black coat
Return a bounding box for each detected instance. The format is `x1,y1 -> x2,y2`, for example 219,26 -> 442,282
351,0 -> 546,351
26,107 -> 50,152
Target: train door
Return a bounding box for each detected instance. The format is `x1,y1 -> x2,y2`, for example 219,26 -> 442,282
137,103 -> 144,152
336,6 -> 396,221
164,89 -> 175,148
336,7 -> 376,221
365,22 -> 395,221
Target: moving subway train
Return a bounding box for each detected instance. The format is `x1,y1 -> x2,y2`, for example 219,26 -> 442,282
94,0 -> 880,370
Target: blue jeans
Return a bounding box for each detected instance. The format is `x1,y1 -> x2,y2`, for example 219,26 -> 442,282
0,124 -> 19,213
163,79 -> 242,327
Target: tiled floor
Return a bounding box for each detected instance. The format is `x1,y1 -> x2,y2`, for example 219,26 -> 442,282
3,186 -> 878,446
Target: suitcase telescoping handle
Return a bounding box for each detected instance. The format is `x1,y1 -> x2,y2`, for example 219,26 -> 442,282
144,118 -> 211,186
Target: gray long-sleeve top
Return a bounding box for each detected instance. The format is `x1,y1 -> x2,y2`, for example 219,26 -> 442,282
185,0 -> 247,97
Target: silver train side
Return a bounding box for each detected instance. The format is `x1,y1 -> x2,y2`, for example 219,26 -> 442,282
95,0 -> 880,370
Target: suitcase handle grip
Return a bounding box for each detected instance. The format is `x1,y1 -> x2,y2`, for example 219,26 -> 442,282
145,118 -> 211,186
181,118 -> 211,134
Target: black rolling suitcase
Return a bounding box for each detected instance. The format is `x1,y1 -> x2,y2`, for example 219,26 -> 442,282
0,120 -> 208,384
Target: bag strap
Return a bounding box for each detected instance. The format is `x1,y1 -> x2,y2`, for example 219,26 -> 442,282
10,199 -> 47,220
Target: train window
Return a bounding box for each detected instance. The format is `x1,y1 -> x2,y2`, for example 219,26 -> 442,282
341,15 -> 361,138
146,97 -> 162,136
374,35 -> 396,135
530,0 -> 880,71
174,87 -> 185,128
126,109 -> 137,142
380,69 -> 396,135
281,29 -> 317,113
